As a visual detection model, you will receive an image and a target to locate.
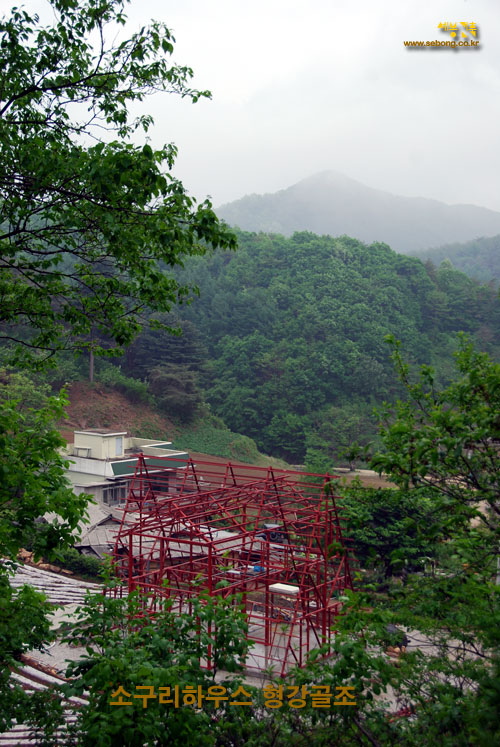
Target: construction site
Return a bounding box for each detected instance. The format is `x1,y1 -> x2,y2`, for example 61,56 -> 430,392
112,455 -> 354,678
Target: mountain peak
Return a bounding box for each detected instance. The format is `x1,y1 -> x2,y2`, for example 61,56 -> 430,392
216,174 -> 500,252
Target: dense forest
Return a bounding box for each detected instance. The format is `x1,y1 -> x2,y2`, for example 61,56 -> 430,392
411,233 -> 500,285
115,230 -> 500,465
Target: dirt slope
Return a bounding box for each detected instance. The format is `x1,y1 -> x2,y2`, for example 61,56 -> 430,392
58,381 -> 175,444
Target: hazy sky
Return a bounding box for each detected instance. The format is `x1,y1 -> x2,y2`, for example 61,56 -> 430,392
25,0 -> 500,211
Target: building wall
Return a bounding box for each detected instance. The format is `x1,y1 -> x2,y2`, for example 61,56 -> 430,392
72,481 -> 130,506
68,456 -> 111,477
73,431 -> 127,459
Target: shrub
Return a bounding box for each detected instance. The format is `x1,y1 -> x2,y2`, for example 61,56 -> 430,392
54,548 -> 103,579
97,364 -> 152,404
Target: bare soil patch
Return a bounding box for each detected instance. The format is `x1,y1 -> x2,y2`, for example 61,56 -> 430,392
58,381 -> 174,443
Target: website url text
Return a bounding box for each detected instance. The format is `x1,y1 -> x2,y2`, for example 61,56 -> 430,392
404,40 -> 480,48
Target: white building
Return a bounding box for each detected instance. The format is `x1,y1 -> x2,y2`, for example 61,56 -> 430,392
63,429 -> 189,507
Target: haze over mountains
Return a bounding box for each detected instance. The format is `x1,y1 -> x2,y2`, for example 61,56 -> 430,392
216,171 -> 500,253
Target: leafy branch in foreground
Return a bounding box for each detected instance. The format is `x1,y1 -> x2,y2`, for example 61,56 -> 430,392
0,0 -> 236,366
0,386 -> 89,735
332,336 -> 500,744
0,389 -> 88,560
60,578 -> 253,746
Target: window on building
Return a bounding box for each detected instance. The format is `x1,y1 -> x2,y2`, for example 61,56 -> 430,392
102,484 -> 128,506
115,436 -> 123,456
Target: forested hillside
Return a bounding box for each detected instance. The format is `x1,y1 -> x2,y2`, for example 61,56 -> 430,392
216,171 -> 500,252
412,234 -> 500,285
121,231 -> 500,465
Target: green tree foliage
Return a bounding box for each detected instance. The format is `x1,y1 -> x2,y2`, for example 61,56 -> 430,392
0,391 -> 88,561
8,335 -> 500,747
148,363 -> 202,421
97,361 -> 153,404
328,337 -> 500,744
60,584 -> 253,746
0,391 -> 89,733
0,577 -> 57,734
49,546 -> 103,580
0,0 -> 236,367
0,0 -> 235,737
173,231 -> 500,461
173,416 -> 261,463
116,312 -> 210,422
0,368 -> 51,412
30,576 -> 387,746
122,314 -> 210,383
373,334 -> 500,518
415,234 -> 500,285
305,403 -> 377,469
340,482 -> 443,580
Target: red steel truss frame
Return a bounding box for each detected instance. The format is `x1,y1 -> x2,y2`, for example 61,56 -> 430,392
113,455 -> 353,677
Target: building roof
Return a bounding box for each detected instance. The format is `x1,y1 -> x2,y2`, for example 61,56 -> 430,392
6,562 -> 101,605
0,656 -> 88,746
74,429 -> 127,436
166,526 -> 243,558
65,471 -> 111,487
43,501 -> 113,540
74,524 -> 120,558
